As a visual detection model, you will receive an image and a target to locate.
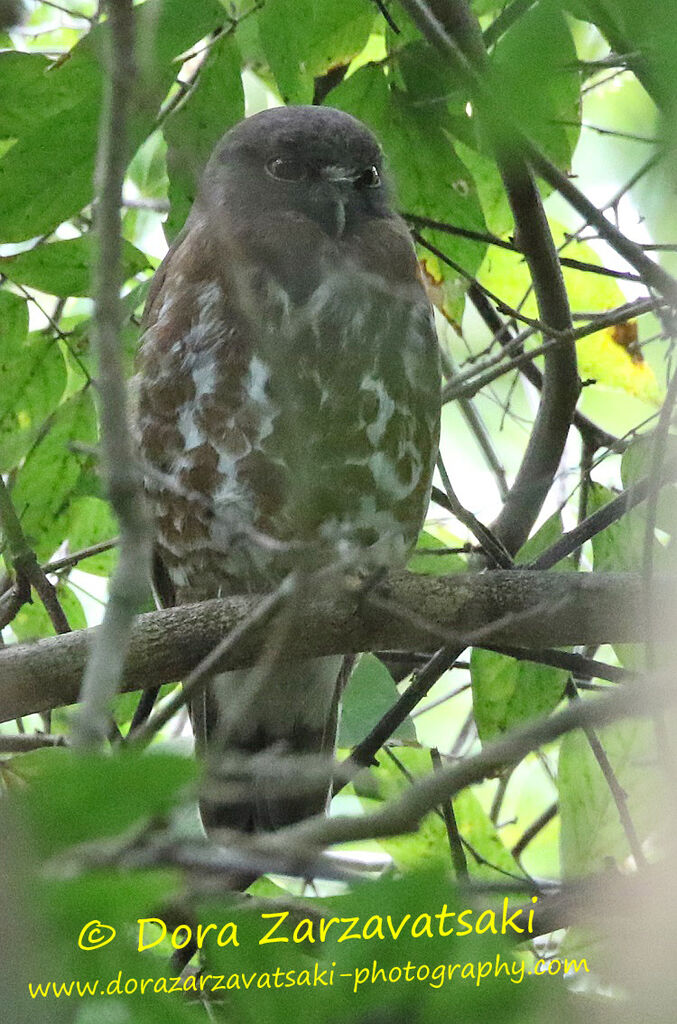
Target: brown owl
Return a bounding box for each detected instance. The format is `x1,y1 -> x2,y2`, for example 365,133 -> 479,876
135,105 -> 440,838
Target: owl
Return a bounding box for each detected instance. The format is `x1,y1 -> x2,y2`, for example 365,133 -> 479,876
135,105 -> 440,837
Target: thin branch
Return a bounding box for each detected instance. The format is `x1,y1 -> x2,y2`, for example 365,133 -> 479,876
431,747 -> 469,878
566,680 -> 648,869
443,298 -> 663,403
483,0 -> 537,48
489,770 -> 511,825
466,283 -> 624,452
0,733 -> 68,753
441,345 -> 509,498
408,213 -> 643,283
531,456 -> 677,570
37,0 -> 93,21
0,478 -> 71,634
372,0 -> 401,33
399,0 -> 677,302
413,229 -> 542,328
43,537 -> 119,576
247,678 -> 673,854
511,801 -> 557,859
480,644 -> 633,684
436,455 -> 514,567
74,0 -> 153,749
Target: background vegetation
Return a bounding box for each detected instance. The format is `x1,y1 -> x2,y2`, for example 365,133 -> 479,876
1,1 -> 677,1021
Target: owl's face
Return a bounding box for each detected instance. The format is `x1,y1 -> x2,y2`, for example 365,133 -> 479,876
200,105 -> 393,238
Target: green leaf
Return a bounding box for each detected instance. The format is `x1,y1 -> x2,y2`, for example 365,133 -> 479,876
488,0 -> 580,171
12,748 -> 198,859
516,511 -> 567,565
477,224 -> 663,405
164,33 -> 245,241
0,0 -> 226,242
9,581 -> 86,642
112,684 -> 176,730
0,293 -> 67,473
355,746 -> 522,879
332,60 -> 488,320
57,495 -> 118,576
558,718 -> 664,875
564,0 -> 677,113
515,510 -> 577,570
10,388 -> 98,560
0,91 -> 100,244
0,236 -> 150,297
587,480 -> 668,669
408,528 -> 467,575
259,0 -> 375,104
415,0 -> 581,237
0,52 -> 67,138
338,653 -> 416,747
471,648 -> 567,742
620,433 -> 677,534
588,481 -> 657,574
471,512 -> 569,741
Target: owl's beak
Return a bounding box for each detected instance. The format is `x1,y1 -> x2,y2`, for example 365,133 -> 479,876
318,166 -> 358,238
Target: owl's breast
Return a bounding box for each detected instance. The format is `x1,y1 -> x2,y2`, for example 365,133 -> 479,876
137,249 -> 440,601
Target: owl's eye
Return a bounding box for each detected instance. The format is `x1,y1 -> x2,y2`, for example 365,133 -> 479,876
266,157 -> 307,182
355,165 -> 381,189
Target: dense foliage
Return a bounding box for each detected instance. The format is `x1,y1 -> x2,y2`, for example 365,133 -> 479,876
1,2 -> 677,1022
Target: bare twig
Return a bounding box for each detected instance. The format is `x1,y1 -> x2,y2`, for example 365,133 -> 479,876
443,299 -> 664,403
43,537 -> 119,576
511,801 -> 557,860
531,456 -> 677,570
74,0 -> 153,749
431,747 -> 469,878
408,213 -> 643,283
441,345 -> 509,498
247,678 -> 673,853
479,644 -> 633,684
566,680 -> 647,868
436,456 -> 514,567
0,478 -> 71,634
0,733 -> 68,753
465,283 -> 623,452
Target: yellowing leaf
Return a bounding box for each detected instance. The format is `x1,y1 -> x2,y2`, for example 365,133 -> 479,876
477,224 -> 663,406
578,324 -> 662,405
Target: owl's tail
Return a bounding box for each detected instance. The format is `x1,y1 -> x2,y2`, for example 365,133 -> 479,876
189,654 -> 348,837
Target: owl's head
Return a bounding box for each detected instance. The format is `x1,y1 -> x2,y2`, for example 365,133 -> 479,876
199,105 -> 393,238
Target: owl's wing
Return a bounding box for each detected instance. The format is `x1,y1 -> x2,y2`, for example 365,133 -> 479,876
135,216 -> 351,837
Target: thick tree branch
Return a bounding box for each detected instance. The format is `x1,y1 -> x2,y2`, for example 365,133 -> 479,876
0,570 -> 674,723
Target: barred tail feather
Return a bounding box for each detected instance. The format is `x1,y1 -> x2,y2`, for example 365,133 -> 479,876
191,654 -> 347,836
